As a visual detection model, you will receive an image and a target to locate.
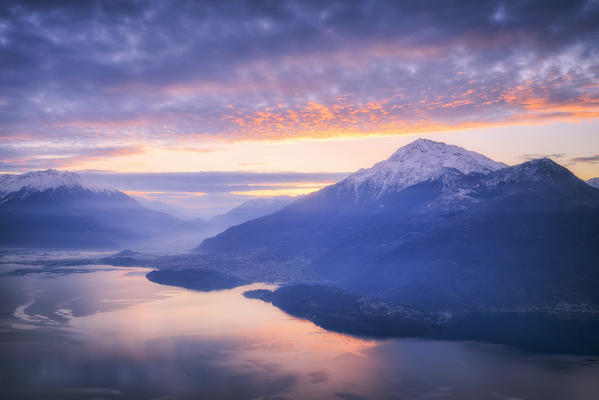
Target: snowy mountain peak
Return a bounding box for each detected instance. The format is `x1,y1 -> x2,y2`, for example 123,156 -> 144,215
0,169 -> 115,195
338,138 -> 507,200
388,138 -> 450,161
386,139 -> 506,172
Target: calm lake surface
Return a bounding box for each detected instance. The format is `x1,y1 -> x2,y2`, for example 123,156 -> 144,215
1,257 -> 598,400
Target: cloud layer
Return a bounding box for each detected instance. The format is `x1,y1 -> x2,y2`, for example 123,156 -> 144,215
1,0 -> 598,170
81,170 -> 349,218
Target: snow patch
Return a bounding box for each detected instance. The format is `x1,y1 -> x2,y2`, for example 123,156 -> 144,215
0,169 -> 117,196
338,138 -> 507,199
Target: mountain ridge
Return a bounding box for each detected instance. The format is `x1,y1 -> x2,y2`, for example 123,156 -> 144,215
197,139 -> 508,254
0,169 -> 187,248
193,139 -> 599,316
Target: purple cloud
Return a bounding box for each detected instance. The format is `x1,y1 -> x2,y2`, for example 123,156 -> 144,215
0,0 -> 598,168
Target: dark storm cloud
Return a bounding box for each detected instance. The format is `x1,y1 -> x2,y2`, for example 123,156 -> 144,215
0,0 -> 598,165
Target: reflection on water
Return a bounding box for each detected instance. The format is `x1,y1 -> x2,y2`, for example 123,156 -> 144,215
0,262 -> 598,400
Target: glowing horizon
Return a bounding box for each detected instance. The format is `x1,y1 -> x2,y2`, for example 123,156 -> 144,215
1,0 -> 599,216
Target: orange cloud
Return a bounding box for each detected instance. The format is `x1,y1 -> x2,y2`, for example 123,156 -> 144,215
8,66 -> 598,148
220,80 -> 599,141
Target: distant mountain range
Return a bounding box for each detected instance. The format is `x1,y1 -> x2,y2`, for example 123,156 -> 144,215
138,194 -> 295,227
0,169 -> 191,248
208,196 -> 295,228
0,169 -> 302,249
138,195 -> 297,238
588,177 -> 599,188
196,139 -> 599,313
133,196 -> 204,221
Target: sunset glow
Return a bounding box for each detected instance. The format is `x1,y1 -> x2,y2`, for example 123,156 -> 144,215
1,1 -> 598,179
0,0 -> 598,215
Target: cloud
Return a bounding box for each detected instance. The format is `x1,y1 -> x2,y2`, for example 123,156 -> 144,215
0,0 -> 597,151
520,153 -> 566,161
78,170 -> 349,218
570,154 -> 599,164
307,370 -> 330,384
80,171 -> 349,193
0,145 -> 145,171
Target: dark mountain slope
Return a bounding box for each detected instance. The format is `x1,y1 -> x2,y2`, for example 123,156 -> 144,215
197,153 -> 599,314
313,159 -> 599,311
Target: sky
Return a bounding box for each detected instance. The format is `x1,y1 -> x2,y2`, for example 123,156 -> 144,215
1,0 -> 599,217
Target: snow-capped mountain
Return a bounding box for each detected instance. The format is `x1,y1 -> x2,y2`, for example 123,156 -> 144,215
429,158 -> 588,209
0,169 -> 186,248
588,177 -> 599,188
198,138 -> 510,254
0,169 -> 115,198
335,138 -> 506,201
196,144 -> 599,315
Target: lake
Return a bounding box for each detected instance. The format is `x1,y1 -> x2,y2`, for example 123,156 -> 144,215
0,257 -> 598,400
